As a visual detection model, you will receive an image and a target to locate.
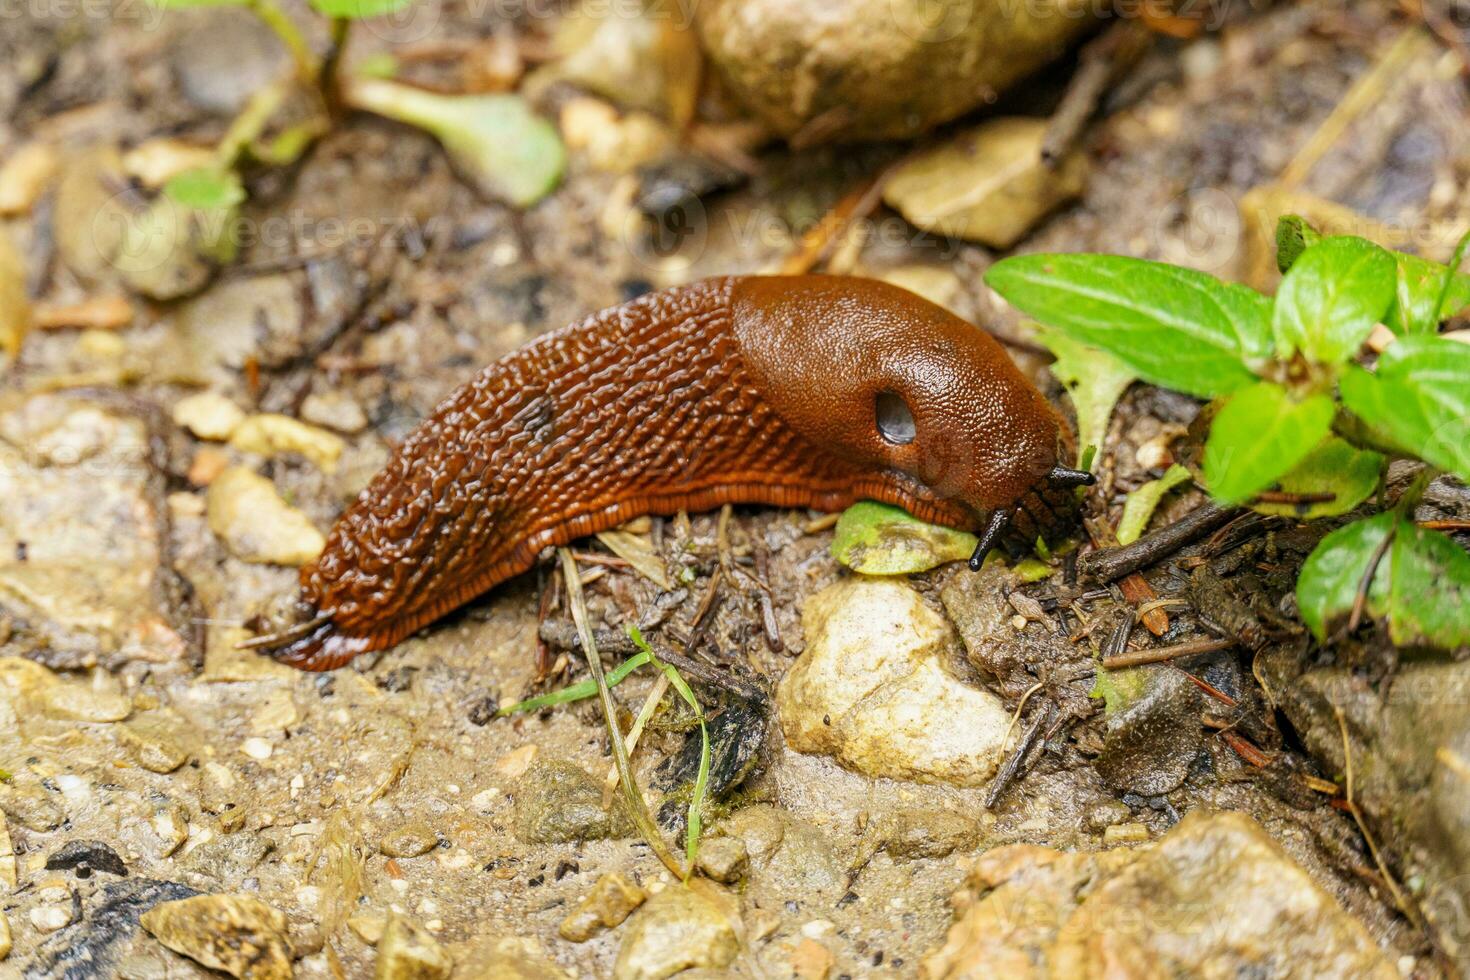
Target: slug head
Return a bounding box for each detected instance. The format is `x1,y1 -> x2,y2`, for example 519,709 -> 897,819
730,275 -> 1065,523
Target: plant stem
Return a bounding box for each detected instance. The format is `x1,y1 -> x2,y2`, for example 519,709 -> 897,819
216,79 -> 292,168
247,0 -> 318,82
558,548 -> 687,880
320,17 -> 351,116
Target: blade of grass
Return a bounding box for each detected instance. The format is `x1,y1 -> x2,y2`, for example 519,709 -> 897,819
603,672 -> 671,805
495,650 -> 650,717
629,625 -> 710,877
559,549 -> 687,879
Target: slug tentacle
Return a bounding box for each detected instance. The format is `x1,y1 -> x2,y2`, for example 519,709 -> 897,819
244,275 -> 1081,671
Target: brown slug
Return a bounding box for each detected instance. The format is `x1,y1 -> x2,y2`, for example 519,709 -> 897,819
246,275 -> 1092,671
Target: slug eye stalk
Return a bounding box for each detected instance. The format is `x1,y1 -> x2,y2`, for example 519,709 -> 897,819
1047,465 -> 1096,488
968,466 -> 1095,570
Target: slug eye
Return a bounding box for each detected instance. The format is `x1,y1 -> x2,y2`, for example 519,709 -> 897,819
875,391 -> 916,446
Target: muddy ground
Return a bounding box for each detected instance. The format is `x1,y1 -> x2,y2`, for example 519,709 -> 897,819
3,0 -> 1470,976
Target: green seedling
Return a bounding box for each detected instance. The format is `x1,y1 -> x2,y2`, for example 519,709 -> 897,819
984,219 -> 1470,651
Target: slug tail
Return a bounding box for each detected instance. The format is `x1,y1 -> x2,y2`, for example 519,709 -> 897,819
266,622 -> 369,672
237,601 -> 373,672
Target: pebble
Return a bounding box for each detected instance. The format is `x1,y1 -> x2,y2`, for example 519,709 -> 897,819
250,689 -> 300,735
0,814 -> 14,888
39,679 -> 133,722
0,229 -> 25,360
512,758 -> 633,843
349,912 -> 388,946
229,414 -> 345,473
883,117 -> 1087,248
790,937 -> 834,980
694,837 -> 749,884
380,822 -> 439,859
0,141 -> 59,216
121,138 -> 219,189
0,910 -> 9,960
150,806 -> 190,857
495,744 -> 539,780
0,782 -> 65,831
30,904 -> 73,932
242,737 -> 274,760
118,716 -> 191,772
613,881 -> 739,980
189,446 -> 232,486
300,391 -> 369,434
206,466 -> 326,566
558,872 -> 647,942
173,391 -> 246,441
1103,823 -> 1151,845
375,914 -> 452,979
140,894 -> 293,979
777,579 -> 1013,787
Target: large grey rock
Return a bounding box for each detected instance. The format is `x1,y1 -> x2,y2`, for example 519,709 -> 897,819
923,811 -> 1397,978
0,394 -> 186,668
1283,662 -> 1470,969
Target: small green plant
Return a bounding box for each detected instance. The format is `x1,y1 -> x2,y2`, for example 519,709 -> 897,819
985,219 -> 1470,651
496,624 -> 711,876
141,0 -> 563,246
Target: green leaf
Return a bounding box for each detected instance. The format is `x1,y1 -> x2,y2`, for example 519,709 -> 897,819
163,167 -> 245,211
1116,464 -> 1192,545
1296,512 -> 1396,641
1272,236 -> 1396,364
1275,215 -> 1322,274
1388,524 -> 1470,649
830,501 -> 978,574
344,80 -> 564,207
1202,382 -> 1335,505
1012,558 -> 1055,584
1339,335 -> 1470,482
1385,251 -> 1470,336
309,0 -> 412,17
1038,326 -> 1135,471
1089,665 -> 1150,716
1249,437 -> 1382,520
985,254 -> 1270,398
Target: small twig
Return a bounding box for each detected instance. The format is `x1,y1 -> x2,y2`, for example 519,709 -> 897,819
1101,635 -> 1234,669
1220,730 -> 1273,768
1420,518 -> 1470,531
1345,521 -> 1396,634
1041,21 -> 1150,164
1078,502 -> 1240,583
985,701 -> 1054,809
1175,668 -> 1238,707
999,680 -> 1046,753
778,169 -> 892,275
559,549 -> 686,879
1252,490 -> 1337,505
802,513 -> 841,534
1398,0 -> 1470,78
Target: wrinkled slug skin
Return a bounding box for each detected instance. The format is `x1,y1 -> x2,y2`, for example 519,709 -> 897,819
274,275 -> 1065,670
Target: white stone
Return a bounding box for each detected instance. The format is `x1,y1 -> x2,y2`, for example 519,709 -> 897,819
777,578 -> 1012,787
